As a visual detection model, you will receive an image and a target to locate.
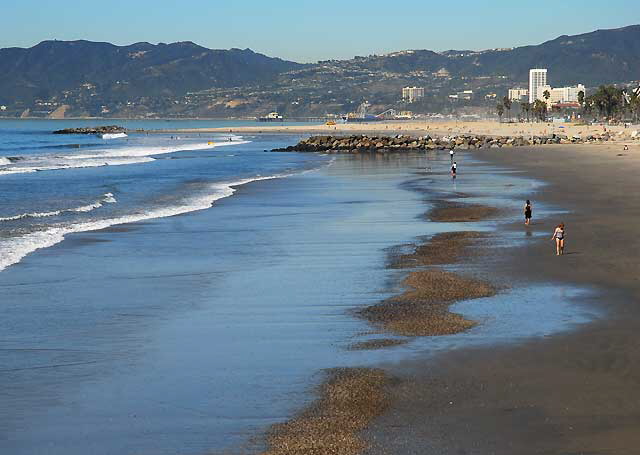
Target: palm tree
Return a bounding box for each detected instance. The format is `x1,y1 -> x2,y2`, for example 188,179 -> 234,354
542,90 -> 551,109
520,101 -> 531,122
586,85 -> 624,120
503,96 -> 512,122
629,92 -> 640,123
577,90 -> 585,107
533,99 -> 548,122
496,103 -> 504,122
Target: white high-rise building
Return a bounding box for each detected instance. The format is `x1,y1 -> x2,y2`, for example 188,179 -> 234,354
508,88 -> 529,102
402,87 -> 425,103
536,84 -> 586,106
529,69 -> 548,104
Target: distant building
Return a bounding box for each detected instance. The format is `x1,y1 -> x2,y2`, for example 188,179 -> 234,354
396,111 -> 414,119
402,87 -> 425,103
449,90 -> 474,101
529,69 -> 548,104
433,68 -> 450,78
508,88 -> 529,102
536,84 -> 586,106
553,102 -> 582,110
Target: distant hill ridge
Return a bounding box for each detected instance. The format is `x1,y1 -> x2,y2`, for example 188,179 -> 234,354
328,24 -> 640,86
1,24 -> 639,116
0,39 -> 303,104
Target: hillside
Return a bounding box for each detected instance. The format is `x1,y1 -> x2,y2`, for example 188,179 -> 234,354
444,24 -> 640,85
1,25 -> 639,118
0,40 -> 302,116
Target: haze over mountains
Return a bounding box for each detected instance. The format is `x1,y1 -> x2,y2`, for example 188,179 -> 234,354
1,25 -> 639,118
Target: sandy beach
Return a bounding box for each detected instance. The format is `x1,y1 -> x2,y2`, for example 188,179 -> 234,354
254,139 -> 640,454
5,120 -> 640,454
361,142 -> 640,454
146,120 -> 640,142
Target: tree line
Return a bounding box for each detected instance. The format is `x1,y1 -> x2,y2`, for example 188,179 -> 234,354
497,85 -> 640,123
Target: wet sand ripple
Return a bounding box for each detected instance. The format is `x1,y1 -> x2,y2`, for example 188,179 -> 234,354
261,368 -> 392,455
348,339 -> 409,351
429,202 -> 499,222
358,270 -> 495,336
390,231 -> 485,268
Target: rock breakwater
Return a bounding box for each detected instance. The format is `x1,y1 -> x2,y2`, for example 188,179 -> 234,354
53,125 -> 126,135
273,132 -> 618,153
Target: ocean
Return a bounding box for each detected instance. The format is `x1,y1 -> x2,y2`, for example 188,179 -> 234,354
0,120 -> 327,272
0,120 -> 594,454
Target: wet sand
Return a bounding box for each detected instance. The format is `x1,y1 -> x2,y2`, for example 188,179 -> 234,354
389,231 -> 486,269
258,178 -> 501,450
427,201 -> 499,222
358,270 -> 495,337
364,142 -> 640,454
251,150 -> 528,453
261,368 -> 392,455
348,339 -> 409,351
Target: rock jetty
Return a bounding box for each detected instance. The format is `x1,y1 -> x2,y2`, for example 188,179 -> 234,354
273,133 -> 617,153
53,125 -> 126,135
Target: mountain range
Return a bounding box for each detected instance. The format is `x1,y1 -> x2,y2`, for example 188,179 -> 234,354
1,25 -> 639,118
0,40 -> 300,104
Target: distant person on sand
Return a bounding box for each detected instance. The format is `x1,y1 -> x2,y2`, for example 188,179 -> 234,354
451,161 -> 457,178
552,223 -> 565,255
524,200 -> 533,225
450,149 -> 454,163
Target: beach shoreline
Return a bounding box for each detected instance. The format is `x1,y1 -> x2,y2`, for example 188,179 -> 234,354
360,142 -> 640,454
4,123 -> 640,454
252,138 -> 640,454
137,119 -> 640,143
251,145 -> 573,453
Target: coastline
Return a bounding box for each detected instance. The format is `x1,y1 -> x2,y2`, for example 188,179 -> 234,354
252,144 -> 596,454
254,139 -> 640,454
4,123 -> 640,454
0,145 -> 447,454
138,119 -> 640,142
361,142 -> 640,454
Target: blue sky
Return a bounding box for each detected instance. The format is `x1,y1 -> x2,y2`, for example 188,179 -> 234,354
2,0 -> 639,62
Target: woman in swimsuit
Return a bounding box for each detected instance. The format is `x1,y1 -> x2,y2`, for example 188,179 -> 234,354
524,200 -> 532,225
552,223 -> 565,255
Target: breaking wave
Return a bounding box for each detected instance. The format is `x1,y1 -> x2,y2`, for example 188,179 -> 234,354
0,173 -> 286,272
0,193 -> 117,222
0,140 -> 249,177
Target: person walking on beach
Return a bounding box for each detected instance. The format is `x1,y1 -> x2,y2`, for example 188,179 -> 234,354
450,149 -> 454,163
451,161 -> 457,178
524,200 -> 533,225
552,223 -> 565,255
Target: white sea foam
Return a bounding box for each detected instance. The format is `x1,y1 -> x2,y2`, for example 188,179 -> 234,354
0,157 -> 12,166
0,140 -> 250,177
0,174 -> 284,272
101,133 -> 128,140
0,193 -> 117,222
0,168 -> 37,175
70,140 -> 248,160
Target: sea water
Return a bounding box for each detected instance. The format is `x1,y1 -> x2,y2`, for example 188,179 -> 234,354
0,120 -> 324,272
0,120 -> 595,454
